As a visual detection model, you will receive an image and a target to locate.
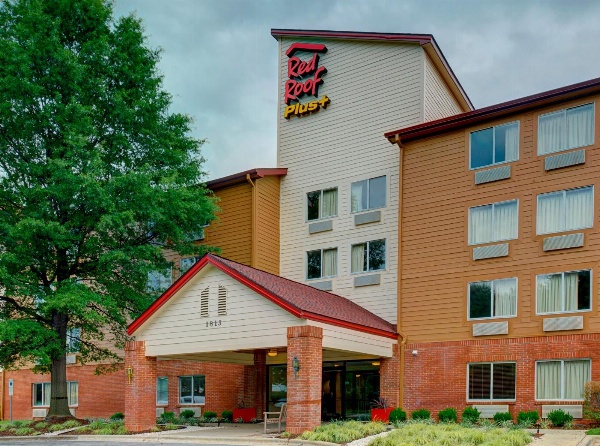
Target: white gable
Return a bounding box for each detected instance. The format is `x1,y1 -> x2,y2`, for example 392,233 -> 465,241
134,264 -> 305,358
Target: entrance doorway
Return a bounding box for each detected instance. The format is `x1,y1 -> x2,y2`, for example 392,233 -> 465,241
267,360 -> 380,420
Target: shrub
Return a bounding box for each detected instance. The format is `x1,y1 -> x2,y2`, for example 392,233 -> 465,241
203,411 -> 217,419
62,420 -> 81,429
13,427 -> 36,436
159,411 -> 176,423
547,409 -> 573,427
516,410 -> 539,427
493,412 -> 513,424
585,382 -> 600,421
389,408 -> 407,423
221,410 -> 233,422
110,412 -> 124,421
180,409 -> 196,419
34,421 -> 48,430
438,407 -> 457,423
461,406 -> 480,424
411,409 -> 431,420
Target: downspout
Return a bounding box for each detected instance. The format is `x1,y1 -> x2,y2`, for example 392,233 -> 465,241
390,133 -> 406,408
1,368 -> 4,420
246,174 -> 258,268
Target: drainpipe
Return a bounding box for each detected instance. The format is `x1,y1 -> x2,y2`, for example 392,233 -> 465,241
398,332 -> 407,408
1,368 -> 4,421
246,174 -> 258,268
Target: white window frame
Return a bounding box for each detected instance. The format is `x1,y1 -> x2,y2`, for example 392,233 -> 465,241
468,199 -> 519,245
535,269 -> 592,315
469,121 -> 520,170
350,176 -> 387,213
467,277 -> 518,320
350,239 -> 386,274
306,248 -> 338,280
536,186 -> 594,235
306,187 -> 338,221
178,375 -> 205,405
33,381 -> 78,407
535,359 -> 591,401
537,103 -> 595,155
466,362 -> 517,402
157,376 -> 168,405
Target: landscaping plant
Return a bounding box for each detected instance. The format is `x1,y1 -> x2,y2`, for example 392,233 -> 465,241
493,412 -> 513,424
389,408 -> 407,423
585,381 -> 600,421
110,412 -> 124,421
438,407 -> 458,423
221,410 -> 233,422
516,410 -> 539,427
202,411 -> 217,420
547,409 -> 573,427
461,406 -> 480,424
179,409 -> 196,419
411,409 -> 431,420
299,421 -> 387,443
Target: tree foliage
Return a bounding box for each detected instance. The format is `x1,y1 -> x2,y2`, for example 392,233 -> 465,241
0,0 -> 216,416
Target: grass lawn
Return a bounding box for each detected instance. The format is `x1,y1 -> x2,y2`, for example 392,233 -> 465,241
370,423 -> 532,446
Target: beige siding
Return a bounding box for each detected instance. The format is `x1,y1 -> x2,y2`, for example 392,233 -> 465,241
400,95 -> 600,343
255,176 -> 281,274
309,321 -> 396,358
277,38 -> 427,324
136,265 -> 304,357
423,55 -> 463,121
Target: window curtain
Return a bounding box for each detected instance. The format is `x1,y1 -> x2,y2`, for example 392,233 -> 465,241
351,244 -> 365,273
538,111 -> 564,155
494,279 -> 516,317
322,249 -> 337,277
564,272 -> 578,312
157,377 -> 168,404
537,274 -> 563,313
68,382 -> 78,406
351,182 -> 365,212
322,189 -> 337,218
537,361 -> 561,399
503,123 -> 519,161
469,205 -> 493,244
494,201 -> 518,241
564,360 -> 590,400
567,104 -> 594,149
565,187 -> 593,231
537,192 -> 563,234
44,383 -> 51,406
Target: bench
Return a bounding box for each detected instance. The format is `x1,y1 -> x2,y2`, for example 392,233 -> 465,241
263,403 -> 287,434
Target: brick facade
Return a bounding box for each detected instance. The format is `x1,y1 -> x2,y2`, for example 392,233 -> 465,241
380,343 -> 400,408
404,333 -> 600,419
286,325 -> 323,434
125,341 -> 157,432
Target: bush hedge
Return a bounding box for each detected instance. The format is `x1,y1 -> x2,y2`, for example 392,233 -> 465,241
438,408 -> 457,423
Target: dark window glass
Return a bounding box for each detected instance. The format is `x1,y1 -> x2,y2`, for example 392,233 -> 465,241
307,250 -> 321,279
307,191 -> 320,221
469,282 -> 492,319
470,127 -> 494,169
577,270 -> 591,311
492,363 -> 516,399
368,239 -> 386,271
469,363 -> 491,399
369,176 -> 386,209
469,363 -> 516,400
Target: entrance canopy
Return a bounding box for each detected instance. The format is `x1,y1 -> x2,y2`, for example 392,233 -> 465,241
128,254 -> 397,363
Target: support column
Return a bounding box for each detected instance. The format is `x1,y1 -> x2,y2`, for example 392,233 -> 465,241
286,325 -> 322,434
254,350 -> 267,415
124,341 -> 156,432
379,343 -> 400,408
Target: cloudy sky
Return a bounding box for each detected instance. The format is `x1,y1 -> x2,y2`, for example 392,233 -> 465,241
113,0 -> 600,180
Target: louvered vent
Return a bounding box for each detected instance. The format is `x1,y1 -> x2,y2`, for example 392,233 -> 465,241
474,165 -> 511,185
473,243 -> 509,260
308,220 -> 333,234
218,285 -> 227,316
542,405 -> 582,418
200,287 -> 209,317
544,149 -> 585,171
472,405 -> 509,418
543,316 -> 583,332
354,210 -> 381,226
472,321 -> 508,337
543,233 -> 584,251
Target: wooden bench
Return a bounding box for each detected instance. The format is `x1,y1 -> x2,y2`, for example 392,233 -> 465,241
263,403 -> 287,434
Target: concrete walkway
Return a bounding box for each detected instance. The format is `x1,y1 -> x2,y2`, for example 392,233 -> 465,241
525,429 -> 597,446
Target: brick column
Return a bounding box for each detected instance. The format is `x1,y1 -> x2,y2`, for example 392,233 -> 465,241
124,341 -> 157,432
254,350 -> 267,415
379,343 -> 400,408
286,325 -> 322,434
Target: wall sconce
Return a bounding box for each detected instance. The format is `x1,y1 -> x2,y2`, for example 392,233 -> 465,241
268,349 -> 278,357
412,350 -> 418,356
126,366 -> 134,384
372,361 -> 380,366
292,356 -> 300,378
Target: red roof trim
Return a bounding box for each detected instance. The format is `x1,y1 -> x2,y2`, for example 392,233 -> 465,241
128,254 -> 397,339
285,43 -> 327,57
384,76 -> 600,143
271,28 -> 432,45
206,168 -> 287,191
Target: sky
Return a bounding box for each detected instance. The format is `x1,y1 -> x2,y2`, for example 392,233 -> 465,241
112,0 -> 600,181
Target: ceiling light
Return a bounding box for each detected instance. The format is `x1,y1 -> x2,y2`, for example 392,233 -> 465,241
372,361 -> 380,366
268,349 -> 278,357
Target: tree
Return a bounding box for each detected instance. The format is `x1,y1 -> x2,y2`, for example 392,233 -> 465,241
0,0 -> 216,418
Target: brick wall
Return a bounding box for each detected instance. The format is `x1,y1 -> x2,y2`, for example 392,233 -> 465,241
380,343 -> 400,407
404,333 -> 600,419
125,341 -> 157,432
286,325 -> 323,434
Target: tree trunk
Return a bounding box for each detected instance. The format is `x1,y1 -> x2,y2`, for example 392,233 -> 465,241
47,312 -> 72,419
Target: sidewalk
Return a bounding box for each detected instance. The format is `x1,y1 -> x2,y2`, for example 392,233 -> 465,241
525,429 -> 597,446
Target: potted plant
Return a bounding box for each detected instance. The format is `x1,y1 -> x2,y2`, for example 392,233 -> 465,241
232,399 -> 256,423
370,398 -> 393,422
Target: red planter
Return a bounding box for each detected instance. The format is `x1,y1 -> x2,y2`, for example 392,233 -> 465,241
371,408 -> 393,422
233,408 -> 256,422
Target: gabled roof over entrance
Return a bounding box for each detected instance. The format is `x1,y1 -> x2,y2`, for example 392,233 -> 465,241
128,253 -> 397,339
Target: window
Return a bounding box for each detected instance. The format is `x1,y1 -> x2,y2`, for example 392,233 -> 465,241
181,256 -> 201,273
470,122 -> 519,169
468,200 -> 518,245
33,381 -> 78,406
538,103 -> 594,155
536,359 -> 590,400
537,186 -> 593,235
307,188 -> 337,221
351,239 -> 385,273
179,375 -> 205,404
157,377 -> 168,405
536,270 -> 591,314
307,248 -> 337,279
351,176 -> 386,212
66,327 -> 81,353
468,363 -> 516,400
468,278 -> 517,319
147,268 -> 172,293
